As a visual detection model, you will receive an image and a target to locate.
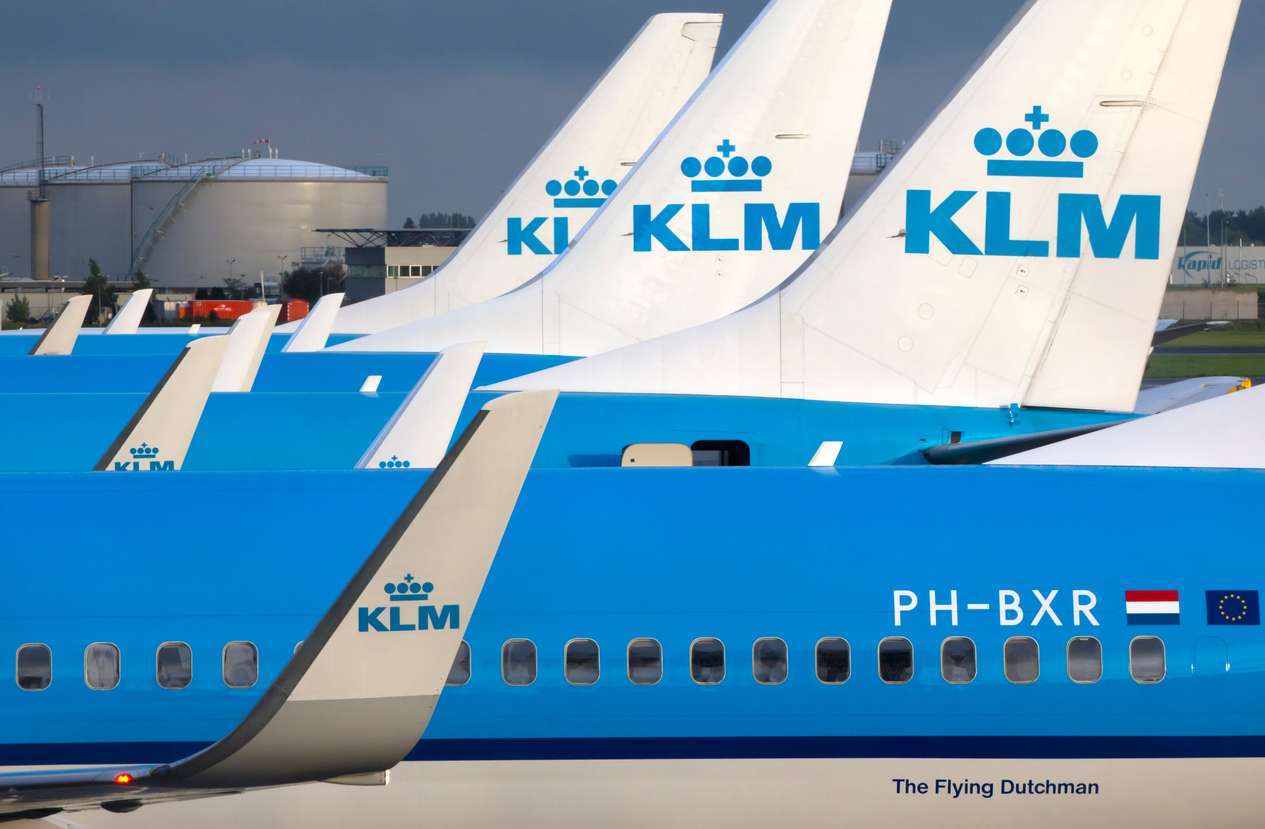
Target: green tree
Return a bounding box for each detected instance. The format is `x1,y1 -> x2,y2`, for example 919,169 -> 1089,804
81,258 -> 117,325
223,277 -> 247,299
132,270 -> 158,324
282,263 -> 345,304
5,295 -> 30,325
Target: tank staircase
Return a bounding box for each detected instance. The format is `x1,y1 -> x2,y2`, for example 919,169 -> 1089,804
128,155 -> 252,276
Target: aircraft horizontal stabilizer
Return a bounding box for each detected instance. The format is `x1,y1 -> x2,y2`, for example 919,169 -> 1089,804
0,389 -> 557,816
103,288 -> 154,335
991,382 -> 1265,468
356,341 -> 487,470
28,294 -> 93,356
924,421 -> 1115,465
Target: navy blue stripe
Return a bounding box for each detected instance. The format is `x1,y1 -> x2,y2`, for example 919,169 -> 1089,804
0,741 -> 210,765
406,735 -> 1265,761
1126,613 -> 1181,625
10,735 -> 1265,766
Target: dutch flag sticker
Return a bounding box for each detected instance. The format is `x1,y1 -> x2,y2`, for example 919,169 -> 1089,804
1125,590 -> 1180,625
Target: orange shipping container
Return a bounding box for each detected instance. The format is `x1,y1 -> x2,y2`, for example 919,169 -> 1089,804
190,300 -> 254,320
282,299 -> 309,323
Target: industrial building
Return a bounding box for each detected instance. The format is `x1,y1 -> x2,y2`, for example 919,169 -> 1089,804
0,153 -> 386,289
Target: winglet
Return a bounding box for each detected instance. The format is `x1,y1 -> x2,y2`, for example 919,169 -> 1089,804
281,293 -> 344,353
356,342 -> 487,470
93,335 -> 233,472
104,289 -> 154,335
211,305 -> 281,392
166,388 -> 558,788
28,294 -> 92,356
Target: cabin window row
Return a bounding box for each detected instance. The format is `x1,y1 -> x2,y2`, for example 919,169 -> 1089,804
15,642 -> 259,691
443,636 -> 1168,687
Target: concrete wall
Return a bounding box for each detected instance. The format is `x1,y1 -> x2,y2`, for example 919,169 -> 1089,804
134,179 -> 385,289
1159,288 -> 1258,320
0,187 -> 33,278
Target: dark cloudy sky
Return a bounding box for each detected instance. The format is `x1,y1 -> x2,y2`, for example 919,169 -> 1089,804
4,0 -> 1260,224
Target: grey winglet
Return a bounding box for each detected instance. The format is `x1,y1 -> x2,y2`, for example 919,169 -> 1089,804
28,294 -> 93,356
167,389 -> 558,788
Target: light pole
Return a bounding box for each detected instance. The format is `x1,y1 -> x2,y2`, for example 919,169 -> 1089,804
225,258 -> 236,295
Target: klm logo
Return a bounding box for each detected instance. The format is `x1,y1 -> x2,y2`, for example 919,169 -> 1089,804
114,442 -> 174,472
634,140 -> 820,253
358,574 -> 459,632
905,107 -> 1160,261
378,455 -> 410,469
507,166 -> 618,256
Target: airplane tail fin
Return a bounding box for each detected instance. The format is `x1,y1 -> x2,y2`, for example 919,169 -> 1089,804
211,304 -> 281,392
356,342 -> 486,470
319,13 -> 722,335
338,0 -> 892,356
281,293 -> 344,353
104,288 -> 154,335
28,294 -> 92,356
93,335 -> 232,472
489,0 -> 1240,409
169,389 -> 557,787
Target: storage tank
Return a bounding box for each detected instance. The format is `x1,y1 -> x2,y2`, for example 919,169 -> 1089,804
131,157 -> 386,287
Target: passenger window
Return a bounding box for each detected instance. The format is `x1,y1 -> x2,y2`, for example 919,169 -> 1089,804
690,440 -> 750,466
816,638 -> 851,684
565,639 -> 600,686
84,643 -> 120,690
223,642 -> 258,688
17,644 -> 51,691
446,641 -> 471,686
1067,637 -> 1102,684
628,638 -> 662,685
1130,637 -> 1165,683
502,639 -> 537,686
1004,637 -> 1040,684
879,637 -> 913,684
752,638 -> 788,685
157,642 -> 192,689
941,637 -> 976,684
691,638 -> 725,684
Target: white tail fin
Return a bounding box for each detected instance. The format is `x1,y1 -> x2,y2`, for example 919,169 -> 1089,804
313,14 -> 721,336
282,293 -> 343,352
489,0 -> 1239,409
338,0 -> 892,356
211,304 -> 281,392
28,294 -> 92,356
103,288 -> 153,335
356,342 -> 486,469
991,383 -> 1265,468
94,335 -> 232,472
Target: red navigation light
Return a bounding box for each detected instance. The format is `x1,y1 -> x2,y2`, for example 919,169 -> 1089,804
113,773 -> 133,785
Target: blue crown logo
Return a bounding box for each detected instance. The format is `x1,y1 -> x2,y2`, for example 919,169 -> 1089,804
545,166 -> 617,209
680,140 -> 771,192
384,574 -> 433,601
129,443 -> 160,458
974,106 -> 1098,179
378,455 -> 410,469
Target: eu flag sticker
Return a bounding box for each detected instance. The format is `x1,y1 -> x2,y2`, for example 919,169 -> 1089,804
1206,591 -> 1260,625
